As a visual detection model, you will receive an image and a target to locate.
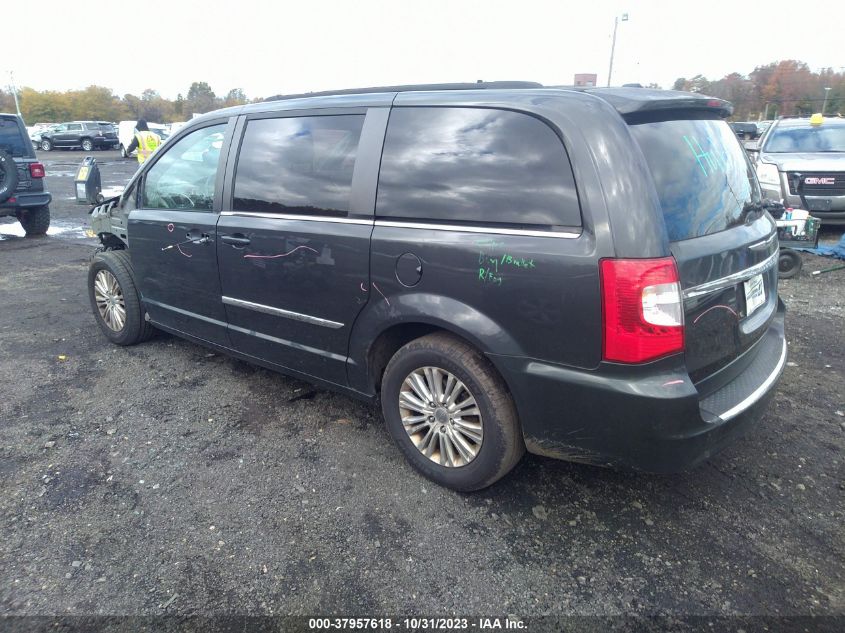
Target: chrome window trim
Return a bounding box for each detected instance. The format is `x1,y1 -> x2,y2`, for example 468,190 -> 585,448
222,296 -> 344,329
220,210 -> 373,225
374,219 -> 581,239
682,250 -> 779,299
716,339 -> 787,422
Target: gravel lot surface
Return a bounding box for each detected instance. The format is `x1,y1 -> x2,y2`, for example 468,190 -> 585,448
1,151 -> 843,624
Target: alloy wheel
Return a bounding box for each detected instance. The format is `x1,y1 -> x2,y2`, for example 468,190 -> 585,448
93,269 -> 126,331
398,366 -> 483,467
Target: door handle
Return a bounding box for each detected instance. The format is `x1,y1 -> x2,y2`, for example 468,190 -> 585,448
221,234 -> 251,247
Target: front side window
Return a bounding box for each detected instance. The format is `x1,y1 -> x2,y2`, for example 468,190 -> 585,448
376,107 -> 581,228
233,115 -> 365,217
142,124 -> 226,211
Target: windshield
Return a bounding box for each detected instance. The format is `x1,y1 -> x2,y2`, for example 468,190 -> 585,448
629,117 -> 760,242
0,117 -> 28,157
763,123 -> 845,153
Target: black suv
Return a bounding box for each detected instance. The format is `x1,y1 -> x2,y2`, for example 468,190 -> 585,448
0,113 -> 51,235
39,121 -> 118,151
87,83 -> 787,491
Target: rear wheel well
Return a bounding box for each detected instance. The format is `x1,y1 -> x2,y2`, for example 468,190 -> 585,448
368,323 -> 445,393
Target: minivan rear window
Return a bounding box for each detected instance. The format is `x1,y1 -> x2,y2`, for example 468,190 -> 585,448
0,117 -> 28,156
628,117 -> 760,242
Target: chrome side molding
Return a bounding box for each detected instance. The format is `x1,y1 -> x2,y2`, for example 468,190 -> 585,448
222,296 -> 344,329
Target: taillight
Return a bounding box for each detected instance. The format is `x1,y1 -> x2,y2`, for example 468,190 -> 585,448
600,257 -> 684,363
29,162 -> 45,178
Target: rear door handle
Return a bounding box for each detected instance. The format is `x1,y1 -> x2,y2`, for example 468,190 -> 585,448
221,234 -> 251,247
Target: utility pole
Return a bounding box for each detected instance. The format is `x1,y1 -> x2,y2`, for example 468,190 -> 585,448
822,86 -> 831,115
8,71 -> 21,118
607,13 -> 628,87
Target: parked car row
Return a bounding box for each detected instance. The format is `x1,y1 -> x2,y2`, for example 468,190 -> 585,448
24,120 -> 186,153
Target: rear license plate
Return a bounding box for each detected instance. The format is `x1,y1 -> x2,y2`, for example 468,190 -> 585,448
744,274 -> 766,316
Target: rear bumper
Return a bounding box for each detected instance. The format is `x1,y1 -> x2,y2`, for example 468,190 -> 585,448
0,191 -> 52,213
93,138 -> 119,148
491,300 -> 787,473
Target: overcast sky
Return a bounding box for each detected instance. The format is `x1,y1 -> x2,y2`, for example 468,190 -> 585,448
5,0 -> 844,99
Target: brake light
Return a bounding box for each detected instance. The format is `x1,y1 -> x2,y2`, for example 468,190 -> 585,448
600,257 -> 684,363
29,162 -> 45,178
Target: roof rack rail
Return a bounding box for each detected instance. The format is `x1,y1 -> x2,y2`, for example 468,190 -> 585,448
265,81 -> 544,102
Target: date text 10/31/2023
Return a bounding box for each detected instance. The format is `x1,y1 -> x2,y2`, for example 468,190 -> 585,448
308,617 -> 526,629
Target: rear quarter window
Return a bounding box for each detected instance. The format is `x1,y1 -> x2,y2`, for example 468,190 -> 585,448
376,107 -> 581,229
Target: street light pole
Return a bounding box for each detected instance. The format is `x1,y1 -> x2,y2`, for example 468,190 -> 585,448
607,13 -> 628,87
822,87 -> 831,115
8,71 -> 21,118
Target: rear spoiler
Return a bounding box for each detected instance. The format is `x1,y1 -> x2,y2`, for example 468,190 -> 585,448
583,88 -> 733,119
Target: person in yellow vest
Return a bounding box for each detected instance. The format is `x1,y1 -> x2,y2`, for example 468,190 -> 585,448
124,119 -> 161,164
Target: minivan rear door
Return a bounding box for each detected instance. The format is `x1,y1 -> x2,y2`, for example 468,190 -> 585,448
628,116 -> 779,386
216,108 -> 388,386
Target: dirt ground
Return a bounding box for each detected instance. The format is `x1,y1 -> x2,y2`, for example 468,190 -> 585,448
0,151 -> 843,626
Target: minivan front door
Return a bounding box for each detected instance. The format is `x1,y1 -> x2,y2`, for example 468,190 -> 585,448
128,120 -> 233,346
216,110 -> 385,386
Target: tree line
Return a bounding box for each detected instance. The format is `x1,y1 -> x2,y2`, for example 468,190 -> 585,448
672,60 -> 845,121
3,61 -> 843,124
0,82 -> 253,124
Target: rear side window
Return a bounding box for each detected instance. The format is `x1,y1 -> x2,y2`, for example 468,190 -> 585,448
628,118 -> 760,242
376,107 -> 580,229
0,118 -> 27,156
234,115 -> 364,217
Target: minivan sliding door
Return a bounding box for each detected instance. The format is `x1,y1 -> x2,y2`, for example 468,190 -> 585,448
216,108 -> 387,386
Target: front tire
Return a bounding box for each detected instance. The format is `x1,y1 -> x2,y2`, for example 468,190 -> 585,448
381,333 -> 524,491
88,250 -> 154,346
40,139 -> 53,151
119,144 -> 127,158
17,205 -> 50,236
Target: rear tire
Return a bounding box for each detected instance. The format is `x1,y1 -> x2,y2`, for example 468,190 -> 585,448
17,205 -> 50,236
81,138 -> 94,152
778,249 -> 802,279
88,250 -> 155,346
40,139 -> 52,151
381,332 -> 524,491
